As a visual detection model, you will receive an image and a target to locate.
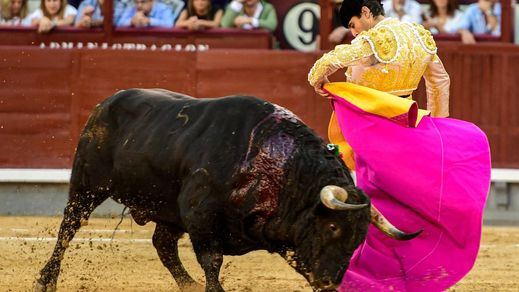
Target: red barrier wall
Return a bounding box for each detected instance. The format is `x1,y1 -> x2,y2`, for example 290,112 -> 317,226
1,45 -> 518,168
0,47 -> 327,168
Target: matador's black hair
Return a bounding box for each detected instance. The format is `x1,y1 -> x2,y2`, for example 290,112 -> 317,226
339,0 -> 385,28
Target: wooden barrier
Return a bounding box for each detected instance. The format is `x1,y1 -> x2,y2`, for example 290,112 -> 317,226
0,45 -> 518,168
0,47 -> 324,168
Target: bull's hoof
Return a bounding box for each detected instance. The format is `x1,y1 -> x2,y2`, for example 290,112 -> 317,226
179,282 -> 204,292
34,279 -> 56,292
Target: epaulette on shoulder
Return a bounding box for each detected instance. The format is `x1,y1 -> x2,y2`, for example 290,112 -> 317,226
405,22 -> 438,55
353,24 -> 399,63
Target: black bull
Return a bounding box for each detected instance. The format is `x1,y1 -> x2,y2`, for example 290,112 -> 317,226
36,89 -> 419,292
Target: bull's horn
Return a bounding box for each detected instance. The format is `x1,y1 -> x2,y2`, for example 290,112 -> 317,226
320,185 -> 368,211
370,205 -> 423,240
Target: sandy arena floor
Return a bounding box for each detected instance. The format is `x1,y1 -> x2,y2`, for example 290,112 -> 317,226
0,216 -> 518,291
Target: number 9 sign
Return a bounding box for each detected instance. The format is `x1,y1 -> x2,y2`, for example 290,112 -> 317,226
283,1 -> 320,52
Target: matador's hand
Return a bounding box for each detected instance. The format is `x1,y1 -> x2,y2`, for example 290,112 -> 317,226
314,77 -> 331,98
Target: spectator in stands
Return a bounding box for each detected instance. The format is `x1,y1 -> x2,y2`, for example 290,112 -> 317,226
181,0 -> 228,10
114,0 -> 130,25
455,0 -> 500,44
212,0 -> 229,10
116,0 -> 175,27
220,0 -> 277,32
160,0 -> 185,21
382,0 -> 422,23
115,0 -> 184,26
23,0 -> 77,33
75,0 -> 103,28
329,0 -> 349,46
68,0 -> 81,8
175,0 -> 223,30
423,0 -> 462,34
0,0 -> 28,25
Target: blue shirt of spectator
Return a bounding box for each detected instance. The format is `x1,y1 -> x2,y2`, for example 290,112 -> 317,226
75,0 -> 103,27
117,0 -> 174,27
456,2 -> 501,36
114,0 -> 132,25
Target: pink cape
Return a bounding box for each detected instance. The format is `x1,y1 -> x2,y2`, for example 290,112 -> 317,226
331,95 -> 491,291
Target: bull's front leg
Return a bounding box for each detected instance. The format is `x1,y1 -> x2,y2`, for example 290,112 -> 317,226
152,223 -> 204,291
179,173 -> 225,292
191,239 -> 224,292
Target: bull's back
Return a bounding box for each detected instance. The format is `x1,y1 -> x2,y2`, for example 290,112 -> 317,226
82,88 -> 274,187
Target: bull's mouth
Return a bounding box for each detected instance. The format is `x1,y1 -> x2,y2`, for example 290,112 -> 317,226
306,274 -> 339,292
314,285 -> 338,292
301,270 -> 341,291
281,250 -> 346,292
307,259 -> 351,291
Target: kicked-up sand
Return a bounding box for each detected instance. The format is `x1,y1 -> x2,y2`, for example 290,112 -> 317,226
0,216 -> 518,291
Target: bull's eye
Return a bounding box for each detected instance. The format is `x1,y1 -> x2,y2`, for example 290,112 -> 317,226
328,223 -> 342,238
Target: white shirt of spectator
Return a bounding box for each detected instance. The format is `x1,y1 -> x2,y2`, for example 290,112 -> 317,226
0,16 -> 24,25
22,4 -> 78,26
427,10 -> 463,34
229,0 -> 263,29
382,0 -> 423,24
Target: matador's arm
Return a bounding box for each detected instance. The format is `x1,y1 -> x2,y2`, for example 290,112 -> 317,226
423,54 -> 450,117
308,41 -> 373,88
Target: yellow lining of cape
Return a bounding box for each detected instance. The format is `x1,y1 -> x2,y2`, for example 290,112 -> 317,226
324,82 -> 430,170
